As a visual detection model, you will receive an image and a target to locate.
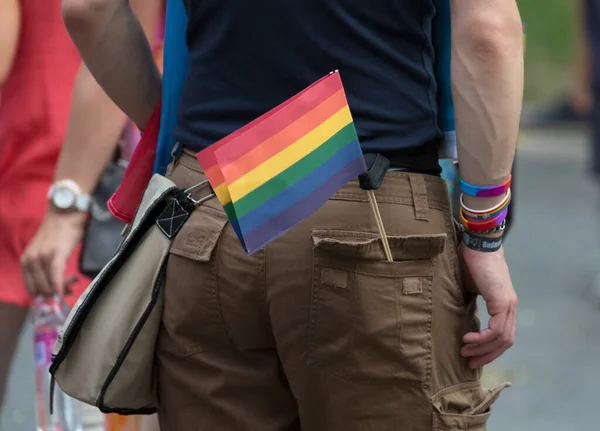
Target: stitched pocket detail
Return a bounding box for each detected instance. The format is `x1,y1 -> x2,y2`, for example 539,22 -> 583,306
431,381 -> 510,430
161,206 -> 229,356
308,230 -> 445,386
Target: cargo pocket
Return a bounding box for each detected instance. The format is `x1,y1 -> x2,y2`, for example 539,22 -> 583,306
431,381 -> 510,430
308,230 -> 446,385
161,205 -> 229,356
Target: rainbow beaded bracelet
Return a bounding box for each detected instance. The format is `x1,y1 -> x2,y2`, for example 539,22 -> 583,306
459,174 -> 512,198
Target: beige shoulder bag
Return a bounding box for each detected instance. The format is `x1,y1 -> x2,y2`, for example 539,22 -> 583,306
50,174 -> 213,415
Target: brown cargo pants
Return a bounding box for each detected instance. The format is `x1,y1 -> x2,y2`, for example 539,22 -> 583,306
155,149 -> 508,431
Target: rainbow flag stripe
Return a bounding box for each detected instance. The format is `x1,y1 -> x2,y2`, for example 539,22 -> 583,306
197,71 -> 367,254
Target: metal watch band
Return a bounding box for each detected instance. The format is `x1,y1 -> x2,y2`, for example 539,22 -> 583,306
462,230 -> 503,252
76,194 -> 91,212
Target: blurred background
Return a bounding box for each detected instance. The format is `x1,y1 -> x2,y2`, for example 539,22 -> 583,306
479,1 -> 600,429
522,1 -> 580,101
2,0 -> 600,430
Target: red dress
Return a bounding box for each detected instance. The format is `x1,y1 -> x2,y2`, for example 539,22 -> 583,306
0,0 -> 89,307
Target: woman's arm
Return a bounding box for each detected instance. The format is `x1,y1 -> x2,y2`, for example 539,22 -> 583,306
0,0 -> 21,86
20,0 -> 162,298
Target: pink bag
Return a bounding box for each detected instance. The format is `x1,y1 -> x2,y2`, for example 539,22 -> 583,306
107,98 -> 162,224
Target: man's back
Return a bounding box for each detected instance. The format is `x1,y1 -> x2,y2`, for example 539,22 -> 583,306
60,0 -> 523,428
175,0 -> 441,156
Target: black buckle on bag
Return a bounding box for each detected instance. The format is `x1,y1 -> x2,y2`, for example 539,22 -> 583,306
155,181 -> 215,239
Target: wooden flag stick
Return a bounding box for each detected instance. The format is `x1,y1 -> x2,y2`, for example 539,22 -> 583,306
367,190 -> 393,262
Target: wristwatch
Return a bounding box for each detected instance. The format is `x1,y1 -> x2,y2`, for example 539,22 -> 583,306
48,179 -> 91,212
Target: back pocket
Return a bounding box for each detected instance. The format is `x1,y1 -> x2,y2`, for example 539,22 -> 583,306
308,230 -> 446,386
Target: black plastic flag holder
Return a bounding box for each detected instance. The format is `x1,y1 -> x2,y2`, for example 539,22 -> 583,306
359,153 -> 393,262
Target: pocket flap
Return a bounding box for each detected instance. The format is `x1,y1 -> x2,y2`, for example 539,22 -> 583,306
170,206 -> 228,262
431,381 -> 510,430
312,230 -> 446,261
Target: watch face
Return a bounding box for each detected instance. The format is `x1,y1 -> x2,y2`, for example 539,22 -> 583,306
53,188 -> 76,209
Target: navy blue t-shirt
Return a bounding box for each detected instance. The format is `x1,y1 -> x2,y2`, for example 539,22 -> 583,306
174,0 -> 442,171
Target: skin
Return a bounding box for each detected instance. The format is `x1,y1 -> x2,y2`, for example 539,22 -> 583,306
451,0 -> 522,368
21,0 -> 161,298
55,0 -> 521,380
14,2 -> 162,430
60,0 -> 162,130
0,0 -> 20,86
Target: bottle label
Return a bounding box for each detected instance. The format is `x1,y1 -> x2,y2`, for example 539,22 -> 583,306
34,330 -> 59,366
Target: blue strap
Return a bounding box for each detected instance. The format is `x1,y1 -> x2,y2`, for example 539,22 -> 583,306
433,0 -> 456,160
153,0 -> 189,175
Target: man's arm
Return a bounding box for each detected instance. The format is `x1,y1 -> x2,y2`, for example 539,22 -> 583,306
0,0 -> 20,86
21,0 -> 162,298
56,0 -> 162,193
450,0 -> 523,368
451,0 -> 523,209
61,0 -> 161,129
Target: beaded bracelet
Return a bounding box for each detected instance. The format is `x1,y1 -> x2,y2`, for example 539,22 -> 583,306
460,206 -> 508,232
459,174 -> 512,198
461,189 -> 512,220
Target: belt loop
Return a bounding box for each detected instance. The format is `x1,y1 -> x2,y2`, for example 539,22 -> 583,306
166,142 -> 184,176
409,174 -> 430,221
171,141 -> 184,159
172,141 -> 183,158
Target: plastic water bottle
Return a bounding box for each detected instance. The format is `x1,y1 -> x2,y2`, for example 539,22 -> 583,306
32,295 -> 83,431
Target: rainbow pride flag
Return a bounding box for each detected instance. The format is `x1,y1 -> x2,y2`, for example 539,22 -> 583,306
197,71 -> 367,254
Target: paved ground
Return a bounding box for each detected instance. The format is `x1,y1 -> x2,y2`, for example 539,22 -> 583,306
2,128 -> 600,430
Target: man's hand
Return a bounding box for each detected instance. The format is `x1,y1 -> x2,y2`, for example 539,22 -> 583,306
21,210 -> 87,298
459,245 -> 517,369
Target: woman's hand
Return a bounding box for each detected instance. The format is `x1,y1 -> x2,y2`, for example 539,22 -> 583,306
21,210 -> 87,298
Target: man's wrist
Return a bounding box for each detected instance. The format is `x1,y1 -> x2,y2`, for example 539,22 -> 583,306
461,240 -> 505,258
461,230 -> 504,252
455,218 -> 505,253
461,194 -> 506,212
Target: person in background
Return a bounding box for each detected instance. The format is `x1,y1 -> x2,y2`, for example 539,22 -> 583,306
584,0 -> 600,304
0,0 -> 83,411
586,0 -> 600,179
0,2 -> 161,431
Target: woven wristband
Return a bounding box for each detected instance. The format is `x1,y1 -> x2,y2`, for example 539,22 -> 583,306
456,219 -> 507,235
462,230 -> 503,252
460,174 -> 512,198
